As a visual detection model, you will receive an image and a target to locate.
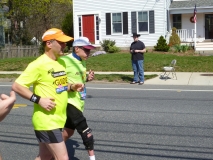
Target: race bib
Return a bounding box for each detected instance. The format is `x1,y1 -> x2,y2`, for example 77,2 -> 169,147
79,87 -> 86,100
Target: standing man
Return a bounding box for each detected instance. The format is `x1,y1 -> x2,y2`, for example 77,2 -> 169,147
12,28 -> 82,160
0,91 -> 16,122
58,37 -> 96,160
130,33 -> 146,85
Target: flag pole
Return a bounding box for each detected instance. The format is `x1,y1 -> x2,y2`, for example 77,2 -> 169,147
194,4 -> 197,50
194,20 -> 196,49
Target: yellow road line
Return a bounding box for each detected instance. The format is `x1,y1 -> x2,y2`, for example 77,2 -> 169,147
13,104 -> 27,109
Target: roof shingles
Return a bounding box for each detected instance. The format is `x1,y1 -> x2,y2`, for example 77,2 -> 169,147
170,0 -> 213,8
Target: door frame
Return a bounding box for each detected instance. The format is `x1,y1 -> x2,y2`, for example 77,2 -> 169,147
74,11 -> 101,45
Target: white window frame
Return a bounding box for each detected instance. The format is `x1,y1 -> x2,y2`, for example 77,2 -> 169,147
74,11 -> 101,45
94,14 -> 100,44
78,15 -> 82,37
111,12 -> 123,35
137,11 -> 149,34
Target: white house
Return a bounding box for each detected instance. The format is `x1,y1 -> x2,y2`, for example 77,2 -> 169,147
73,0 -> 213,50
170,0 -> 213,43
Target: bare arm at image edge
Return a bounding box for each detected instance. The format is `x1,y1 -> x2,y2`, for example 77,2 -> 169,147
0,91 -> 16,122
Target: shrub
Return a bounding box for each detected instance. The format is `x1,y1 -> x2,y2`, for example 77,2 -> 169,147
173,44 -> 189,53
173,44 -> 182,53
181,44 -> 189,53
108,45 -> 120,53
154,35 -> 170,52
100,39 -> 119,53
169,27 -> 181,46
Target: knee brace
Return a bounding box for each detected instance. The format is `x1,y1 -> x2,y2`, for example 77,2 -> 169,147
80,127 -> 94,150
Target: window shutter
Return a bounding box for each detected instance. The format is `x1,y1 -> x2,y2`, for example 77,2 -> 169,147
123,12 -> 128,34
167,10 -> 169,32
149,10 -> 155,33
131,12 -> 137,33
106,13 -> 111,35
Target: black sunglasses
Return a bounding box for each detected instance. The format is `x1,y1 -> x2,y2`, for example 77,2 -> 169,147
79,47 -> 90,53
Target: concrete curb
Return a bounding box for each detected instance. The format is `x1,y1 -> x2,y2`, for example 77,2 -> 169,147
1,71 -> 213,86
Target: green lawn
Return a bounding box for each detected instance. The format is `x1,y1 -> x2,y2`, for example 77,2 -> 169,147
0,52 -> 213,72
87,52 -> 213,72
1,52 -> 213,82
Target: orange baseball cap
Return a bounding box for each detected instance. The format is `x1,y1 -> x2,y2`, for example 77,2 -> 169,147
42,28 -> 73,42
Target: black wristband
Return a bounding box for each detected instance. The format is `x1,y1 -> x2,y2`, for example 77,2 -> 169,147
70,84 -> 74,92
30,94 -> 41,104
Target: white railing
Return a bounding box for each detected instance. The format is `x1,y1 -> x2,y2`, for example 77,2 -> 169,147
176,29 -> 195,42
167,29 -> 196,43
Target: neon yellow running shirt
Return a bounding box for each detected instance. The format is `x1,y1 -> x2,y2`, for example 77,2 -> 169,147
15,54 -> 68,130
58,53 -> 86,112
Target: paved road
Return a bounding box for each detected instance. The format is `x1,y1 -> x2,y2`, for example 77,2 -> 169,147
0,83 -> 213,160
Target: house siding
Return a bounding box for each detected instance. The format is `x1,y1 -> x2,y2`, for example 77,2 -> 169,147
73,0 -> 167,47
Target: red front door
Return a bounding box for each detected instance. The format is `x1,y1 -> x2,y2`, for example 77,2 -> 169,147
82,15 -> 95,43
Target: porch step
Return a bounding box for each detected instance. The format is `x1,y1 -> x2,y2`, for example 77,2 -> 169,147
203,39 -> 213,42
195,42 -> 213,54
196,42 -> 213,46
195,48 -> 213,51
195,42 -> 213,52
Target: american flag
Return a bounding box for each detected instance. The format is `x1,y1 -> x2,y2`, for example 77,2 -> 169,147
193,4 -> 197,23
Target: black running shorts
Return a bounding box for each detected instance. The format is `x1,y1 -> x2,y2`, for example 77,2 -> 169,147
35,128 -> 63,143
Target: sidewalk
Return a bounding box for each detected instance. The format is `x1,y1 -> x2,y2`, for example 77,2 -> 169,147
145,72 -> 213,86
1,71 -> 213,86
94,71 -> 213,86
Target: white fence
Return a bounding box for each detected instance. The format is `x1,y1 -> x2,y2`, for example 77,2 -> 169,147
0,45 -> 40,59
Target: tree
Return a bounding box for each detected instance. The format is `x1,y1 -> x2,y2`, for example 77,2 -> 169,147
7,0 -> 72,45
62,12 -> 73,48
